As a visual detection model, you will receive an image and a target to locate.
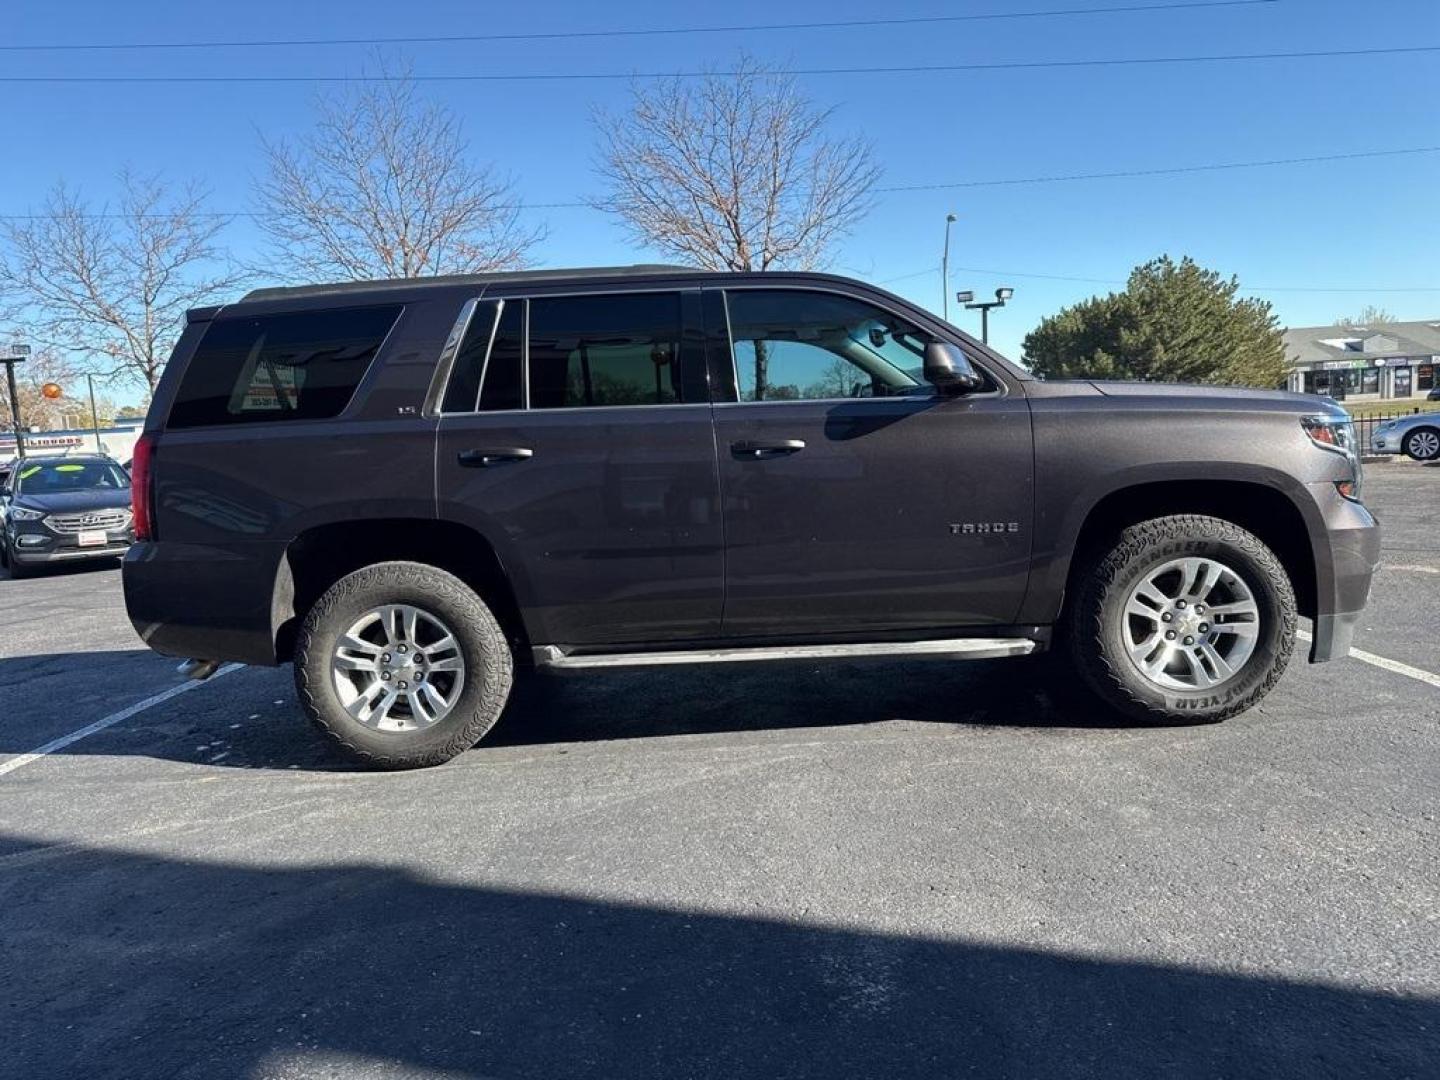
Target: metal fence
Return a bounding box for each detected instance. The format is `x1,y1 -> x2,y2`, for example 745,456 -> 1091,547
1350,406 -> 1434,451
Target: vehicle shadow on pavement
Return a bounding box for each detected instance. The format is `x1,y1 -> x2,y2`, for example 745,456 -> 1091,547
2,832 -> 1434,1079
0,556 -> 124,582
490,656 -> 1143,749
0,652 -> 1160,772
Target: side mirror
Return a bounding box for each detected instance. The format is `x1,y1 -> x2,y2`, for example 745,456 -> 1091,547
923,340 -> 984,394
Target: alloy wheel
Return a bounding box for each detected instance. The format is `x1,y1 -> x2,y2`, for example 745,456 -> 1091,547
330,604 -> 466,731
1121,556 -> 1261,692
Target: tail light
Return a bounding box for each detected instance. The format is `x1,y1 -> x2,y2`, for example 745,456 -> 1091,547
130,432 -> 157,540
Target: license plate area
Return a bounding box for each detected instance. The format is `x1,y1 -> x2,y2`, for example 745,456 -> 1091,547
77,530 -> 108,548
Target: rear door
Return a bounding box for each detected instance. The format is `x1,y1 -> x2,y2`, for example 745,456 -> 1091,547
707,285 -> 1034,639
435,288 -> 724,649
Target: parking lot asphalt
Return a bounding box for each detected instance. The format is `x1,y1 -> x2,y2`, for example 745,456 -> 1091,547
1,464 -> 1437,1080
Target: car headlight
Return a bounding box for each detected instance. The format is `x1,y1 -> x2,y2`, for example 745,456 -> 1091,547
9,507 -> 44,522
1302,414 -> 1363,501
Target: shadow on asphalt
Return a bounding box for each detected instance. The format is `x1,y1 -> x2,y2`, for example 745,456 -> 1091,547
0,652 -> 1150,771
3,832 -> 1434,1079
0,555 -> 123,582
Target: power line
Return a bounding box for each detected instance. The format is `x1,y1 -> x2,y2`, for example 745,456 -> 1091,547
0,2 -> 1279,52
2,144 -> 1433,221
886,264 -> 1440,293
877,146 -> 1440,192
3,44 -> 1436,82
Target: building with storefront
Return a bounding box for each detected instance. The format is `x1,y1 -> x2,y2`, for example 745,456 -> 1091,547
1283,320 -> 1439,402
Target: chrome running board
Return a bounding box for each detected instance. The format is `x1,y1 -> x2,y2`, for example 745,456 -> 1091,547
533,638 -> 1036,670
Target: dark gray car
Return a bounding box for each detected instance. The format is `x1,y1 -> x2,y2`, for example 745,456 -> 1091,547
122,266 -> 1380,768
1,454 -> 135,578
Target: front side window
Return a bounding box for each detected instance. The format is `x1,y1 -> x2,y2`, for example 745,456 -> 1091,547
168,305 -> 402,428
725,290 -> 932,403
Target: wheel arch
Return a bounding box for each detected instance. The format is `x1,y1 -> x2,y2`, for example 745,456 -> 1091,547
272,518 -> 530,663
1036,476 -> 1319,627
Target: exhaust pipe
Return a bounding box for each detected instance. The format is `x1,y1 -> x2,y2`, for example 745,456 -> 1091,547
177,658 -> 222,681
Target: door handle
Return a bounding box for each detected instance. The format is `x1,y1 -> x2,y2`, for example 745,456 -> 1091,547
458,447 -> 534,468
731,439 -> 805,459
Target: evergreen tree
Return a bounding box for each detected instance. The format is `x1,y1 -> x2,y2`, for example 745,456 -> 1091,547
1023,256 -> 1288,388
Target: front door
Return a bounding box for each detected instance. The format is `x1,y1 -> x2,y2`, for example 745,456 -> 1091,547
436,288 -> 724,648
707,286 -> 1034,639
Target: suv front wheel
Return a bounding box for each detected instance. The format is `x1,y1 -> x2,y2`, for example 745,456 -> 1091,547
295,561 -> 514,768
1067,515 -> 1296,724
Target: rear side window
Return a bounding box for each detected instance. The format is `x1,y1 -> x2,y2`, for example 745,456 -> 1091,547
528,294 -> 683,410
167,305 -> 402,429
442,291 -> 696,412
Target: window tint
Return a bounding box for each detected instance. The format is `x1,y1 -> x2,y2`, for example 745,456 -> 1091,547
440,301 -> 498,414
726,290 -> 930,402
167,305 -> 402,429
479,300 -> 525,412
528,293 -> 684,409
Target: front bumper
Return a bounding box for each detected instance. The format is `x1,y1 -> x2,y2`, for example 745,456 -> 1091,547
1305,482 -> 1381,662
13,544 -> 132,565
7,521 -> 134,564
1369,429 -> 1403,455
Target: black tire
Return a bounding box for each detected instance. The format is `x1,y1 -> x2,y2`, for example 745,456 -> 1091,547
294,561 -> 514,769
1402,426 -> 1440,462
1066,514 -> 1296,725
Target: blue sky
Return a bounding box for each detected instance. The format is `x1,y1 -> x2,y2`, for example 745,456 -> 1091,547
4,0 -> 1438,384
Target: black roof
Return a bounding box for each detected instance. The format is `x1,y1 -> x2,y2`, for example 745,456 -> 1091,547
240,264 -> 700,303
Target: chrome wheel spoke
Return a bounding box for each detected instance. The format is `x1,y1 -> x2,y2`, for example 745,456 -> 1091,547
1191,561 -> 1223,602
1197,642 -> 1235,683
331,603 -> 466,732
1134,581 -> 1170,608
333,649 -> 378,673
1206,600 -> 1258,618
422,634 -> 458,659
1125,597 -> 1163,623
1215,620 -> 1259,638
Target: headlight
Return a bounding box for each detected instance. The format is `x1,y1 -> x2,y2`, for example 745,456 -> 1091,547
9,507 -> 44,521
1301,414 -> 1363,501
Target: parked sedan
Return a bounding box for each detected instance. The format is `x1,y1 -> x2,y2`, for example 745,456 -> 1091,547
1370,413 -> 1440,461
0,455 -> 135,578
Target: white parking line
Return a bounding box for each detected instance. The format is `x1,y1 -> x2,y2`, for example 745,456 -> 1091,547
0,663 -> 243,777
1298,629 -> 1440,691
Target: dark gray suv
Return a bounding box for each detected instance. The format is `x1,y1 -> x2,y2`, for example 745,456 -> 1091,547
123,266 -> 1380,768
2,454 -> 135,577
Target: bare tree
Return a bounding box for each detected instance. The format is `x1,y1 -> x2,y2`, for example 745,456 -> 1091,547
1335,305 -> 1398,329
0,349 -> 85,433
0,172 -> 243,393
255,69 -> 542,281
594,56 -> 880,273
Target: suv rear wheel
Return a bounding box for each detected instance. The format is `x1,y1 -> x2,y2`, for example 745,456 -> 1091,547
1067,515 -> 1296,724
295,561 -> 514,768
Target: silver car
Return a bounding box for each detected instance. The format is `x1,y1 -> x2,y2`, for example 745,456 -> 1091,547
1370,413 -> 1440,461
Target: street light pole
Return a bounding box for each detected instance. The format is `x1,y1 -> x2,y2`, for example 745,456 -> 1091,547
2,342 -> 31,460
87,373 -> 103,453
941,213 -> 958,321
960,287 -> 1015,346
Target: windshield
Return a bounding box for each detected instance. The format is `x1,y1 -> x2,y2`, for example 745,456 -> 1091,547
14,460 -> 130,495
